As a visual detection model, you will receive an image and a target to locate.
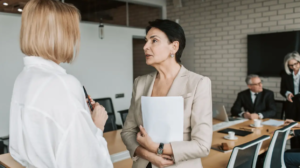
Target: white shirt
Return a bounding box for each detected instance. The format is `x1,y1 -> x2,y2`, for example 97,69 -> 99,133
9,56 -> 113,168
285,70 -> 300,97
239,91 -> 263,119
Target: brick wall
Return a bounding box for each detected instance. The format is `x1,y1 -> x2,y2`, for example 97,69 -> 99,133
166,0 -> 300,112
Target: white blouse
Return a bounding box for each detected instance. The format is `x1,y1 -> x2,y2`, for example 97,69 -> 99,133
9,56 -> 113,168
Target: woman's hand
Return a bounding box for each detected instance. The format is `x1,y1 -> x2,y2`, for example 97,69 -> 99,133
136,125 -> 158,153
284,119 -> 300,128
149,154 -> 174,168
86,95 -> 96,114
287,93 -> 294,103
92,103 -> 108,131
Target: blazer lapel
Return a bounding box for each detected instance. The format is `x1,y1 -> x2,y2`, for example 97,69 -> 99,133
143,72 -> 157,97
246,90 -> 254,111
167,65 -> 189,97
289,74 -> 294,94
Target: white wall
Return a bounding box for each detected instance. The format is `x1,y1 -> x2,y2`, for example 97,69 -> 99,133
0,12 -> 145,137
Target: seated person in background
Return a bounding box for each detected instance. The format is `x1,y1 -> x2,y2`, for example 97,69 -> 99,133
231,74 -> 276,119
284,119 -> 300,168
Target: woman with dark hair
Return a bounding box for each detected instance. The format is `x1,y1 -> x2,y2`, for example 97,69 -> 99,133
121,19 -> 212,168
280,51 -> 300,149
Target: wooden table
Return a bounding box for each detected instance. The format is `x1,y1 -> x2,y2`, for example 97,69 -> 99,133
0,130 -> 133,168
0,119 -> 298,168
202,119 -> 300,168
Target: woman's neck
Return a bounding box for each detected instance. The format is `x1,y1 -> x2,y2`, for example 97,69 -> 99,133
153,61 -> 181,80
294,69 -> 299,75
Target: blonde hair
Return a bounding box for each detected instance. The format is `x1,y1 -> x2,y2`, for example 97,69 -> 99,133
284,51 -> 300,75
20,0 -> 81,63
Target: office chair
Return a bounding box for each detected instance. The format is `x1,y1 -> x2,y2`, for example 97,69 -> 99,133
227,135 -> 270,168
94,98 -> 118,132
118,109 -> 128,125
274,100 -> 285,119
0,136 -> 9,154
263,122 -> 298,168
103,114 -> 117,133
94,97 -> 116,121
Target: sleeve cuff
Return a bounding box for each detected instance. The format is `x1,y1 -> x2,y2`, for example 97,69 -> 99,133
239,112 -> 245,117
258,113 -> 264,119
285,91 -> 292,98
97,128 -> 103,137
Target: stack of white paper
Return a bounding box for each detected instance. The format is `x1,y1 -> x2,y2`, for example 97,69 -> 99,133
141,96 -> 184,168
141,96 -> 184,144
262,119 -> 284,127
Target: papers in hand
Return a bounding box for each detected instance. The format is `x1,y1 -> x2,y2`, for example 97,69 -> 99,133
141,96 -> 184,144
262,119 -> 284,127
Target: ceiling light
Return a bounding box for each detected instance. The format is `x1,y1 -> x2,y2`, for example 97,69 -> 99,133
3,2 -> 8,6
18,8 -> 22,12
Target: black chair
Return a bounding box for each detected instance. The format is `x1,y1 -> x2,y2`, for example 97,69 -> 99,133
0,164 -> 6,168
118,109 -> 128,125
0,136 -> 9,154
263,122 -> 298,168
103,114 -> 117,133
94,98 -> 116,120
94,98 -> 118,132
227,135 -> 270,168
275,100 -> 285,119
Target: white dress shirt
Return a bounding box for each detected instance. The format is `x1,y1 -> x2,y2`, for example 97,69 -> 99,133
239,91 -> 263,119
285,70 -> 300,97
9,56 -> 113,168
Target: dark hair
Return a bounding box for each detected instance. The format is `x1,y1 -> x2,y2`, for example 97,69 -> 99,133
146,19 -> 186,63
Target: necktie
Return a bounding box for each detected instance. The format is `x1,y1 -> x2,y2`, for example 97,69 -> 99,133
253,93 -> 258,108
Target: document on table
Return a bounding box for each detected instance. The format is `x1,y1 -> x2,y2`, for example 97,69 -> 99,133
141,96 -> 184,144
262,119 -> 284,127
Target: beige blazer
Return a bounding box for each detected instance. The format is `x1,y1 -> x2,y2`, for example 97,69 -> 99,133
121,66 -> 212,168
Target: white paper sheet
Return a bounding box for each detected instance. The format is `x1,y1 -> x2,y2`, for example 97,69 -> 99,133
262,119 -> 284,127
141,96 -> 184,144
141,96 -> 184,168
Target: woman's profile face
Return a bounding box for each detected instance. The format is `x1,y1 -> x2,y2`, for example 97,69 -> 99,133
143,27 -> 174,66
288,59 -> 300,72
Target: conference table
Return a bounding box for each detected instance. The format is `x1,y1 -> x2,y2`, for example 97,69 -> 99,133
0,118 -> 299,168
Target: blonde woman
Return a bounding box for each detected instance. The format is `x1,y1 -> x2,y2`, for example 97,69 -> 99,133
9,0 -> 113,167
280,51 -> 300,149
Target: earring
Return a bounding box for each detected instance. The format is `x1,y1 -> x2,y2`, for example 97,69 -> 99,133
171,54 -> 175,58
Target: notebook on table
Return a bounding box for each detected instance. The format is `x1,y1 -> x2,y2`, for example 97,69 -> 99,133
218,128 -> 253,136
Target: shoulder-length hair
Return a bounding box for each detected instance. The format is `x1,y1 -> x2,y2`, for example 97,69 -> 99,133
20,0 -> 81,63
283,51 -> 300,75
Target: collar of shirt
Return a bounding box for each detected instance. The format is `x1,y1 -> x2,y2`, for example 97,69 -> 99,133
24,56 -> 66,74
250,90 -> 258,96
292,70 -> 300,78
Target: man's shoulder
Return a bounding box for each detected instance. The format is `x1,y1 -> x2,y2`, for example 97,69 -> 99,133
238,89 -> 250,96
262,89 -> 274,95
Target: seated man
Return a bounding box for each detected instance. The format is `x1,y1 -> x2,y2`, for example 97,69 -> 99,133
284,119 -> 300,168
231,74 -> 276,119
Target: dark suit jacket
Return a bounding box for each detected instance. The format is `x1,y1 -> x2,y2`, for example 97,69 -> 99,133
231,89 -> 276,118
280,72 -> 300,97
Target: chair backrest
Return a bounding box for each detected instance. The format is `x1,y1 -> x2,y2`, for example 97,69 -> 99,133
118,109 -> 128,125
104,114 -> 118,133
94,98 -> 115,114
0,141 -> 4,155
263,122 -> 298,168
94,98 -> 116,122
274,100 -> 285,119
227,135 -> 270,168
